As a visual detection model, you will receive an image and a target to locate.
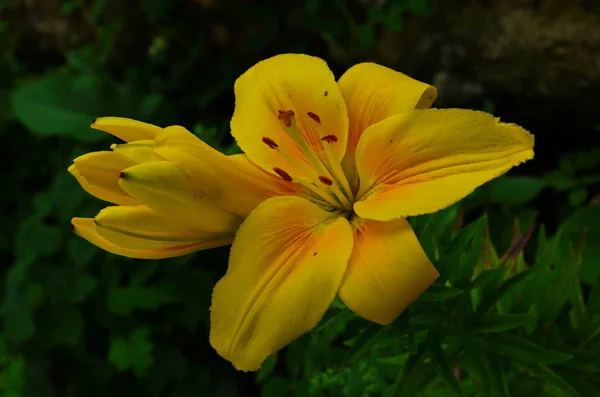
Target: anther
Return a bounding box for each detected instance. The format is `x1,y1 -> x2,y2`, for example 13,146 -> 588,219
307,112 -> 321,124
277,109 -> 295,127
318,176 -> 333,186
262,137 -> 279,149
321,134 -> 338,143
273,167 -> 293,182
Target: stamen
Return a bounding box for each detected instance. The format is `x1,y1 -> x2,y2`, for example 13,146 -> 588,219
321,134 -> 338,143
273,167 -> 293,182
307,112 -> 321,124
306,114 -> 355,203
274,109 -> 354,210
318,176 -> 333,186
277,110 -> 295,127
262,137 -> 279,149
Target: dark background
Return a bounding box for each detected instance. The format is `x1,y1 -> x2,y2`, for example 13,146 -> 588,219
2,0 -> 600,396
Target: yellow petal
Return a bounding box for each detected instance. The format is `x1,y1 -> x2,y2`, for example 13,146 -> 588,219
209,196 -> 353,371
354,109 -> 535,221
91,117 -> 162,142
111,140 -> 161,164
338,218 -> 439,325
338,63 -> 437,186
69,151 -> 139,206
94,205 -> 234,250
154,126 -> 301,217
72,217 -> 230,259
230,54 -> 349,180
119,161 -> 243,233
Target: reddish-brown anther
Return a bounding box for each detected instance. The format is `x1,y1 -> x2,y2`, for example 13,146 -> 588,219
307,112 -> 321,124
277,110 -> 295,127
273,167 -> 293,182
262,137 -> 279,149
320,134 -> 338,143
318,176 -> 333,186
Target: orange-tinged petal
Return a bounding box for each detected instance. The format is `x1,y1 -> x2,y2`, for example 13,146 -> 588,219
91,117 -> 162,142
339,218 -> 439,325
338,63 -> 437,186
111,140 -> 162,164
69,151 -> 139,206
153,126 -> 301,217
119,161 -> 243,233
230,54 -> 349,180
354,109 -> 534,221
209,196 -> 353,371
94,205 -> 235,250
72,217 -> 231,259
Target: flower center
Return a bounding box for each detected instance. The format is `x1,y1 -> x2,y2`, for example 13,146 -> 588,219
262,109 -> 355,212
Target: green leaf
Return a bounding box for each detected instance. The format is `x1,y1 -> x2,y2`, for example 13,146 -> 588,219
257,353 -> 277,384
471,314 -> 530,333
260,376 -> 289,397
489,334 -> 573,364
356,25 -> 375,50
342,324 -> 390,367
428,332 -> 462,396
462,336 -> 509,397
561,351 -> 600,373
392,339 -> 428,397
477,269 -> 537,313
488,176 -> 544,205
417,284 -> 464,302
108,328 -> 154,377
107,286 -> 177,315
11,72 -> 164,143
315,308 -> 355,335
63,272 -> 97,303
11,73 -> 105,142
446,216 -> 487,255
568,189 -> 588,207
520,363 -> 582,397
0,293 -> 35,343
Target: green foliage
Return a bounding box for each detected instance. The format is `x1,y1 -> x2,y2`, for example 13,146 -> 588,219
1,0 -> 599,396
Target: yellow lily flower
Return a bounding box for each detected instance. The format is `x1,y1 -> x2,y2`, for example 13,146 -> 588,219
69,117 -> 243,259
149,54 -> 534,371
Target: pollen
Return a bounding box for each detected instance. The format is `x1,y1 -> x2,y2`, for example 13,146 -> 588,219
321,134 -> 338,143
277,109 -> 295,127
307,112 -> 321,124
273,167 -> 293,182
262,137 -> 279,149
318,176 -> 333,186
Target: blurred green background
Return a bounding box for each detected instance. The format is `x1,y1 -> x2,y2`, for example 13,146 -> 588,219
2,0 -> 600,396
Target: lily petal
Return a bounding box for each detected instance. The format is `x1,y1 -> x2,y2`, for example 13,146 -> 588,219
230,54 -> 349,180
69,151 -> 139,206
338,63 -> 437,186
354,109 -> 534,221
119,161 -> 243,233
94,205 -> 234,250
210,196 -> 353,371
111,140 -> 161,164
91,117 -> 162,142
339,218 -> 439,325
154,126 -> 301,217
72,217 -> 231,259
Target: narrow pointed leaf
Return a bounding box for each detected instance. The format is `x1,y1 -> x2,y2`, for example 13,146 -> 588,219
490,334 -> 572,364
471,314 -> 530,333
417,284 -> 464,302
520,363 -> 582,397
428,332 -> 463,396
